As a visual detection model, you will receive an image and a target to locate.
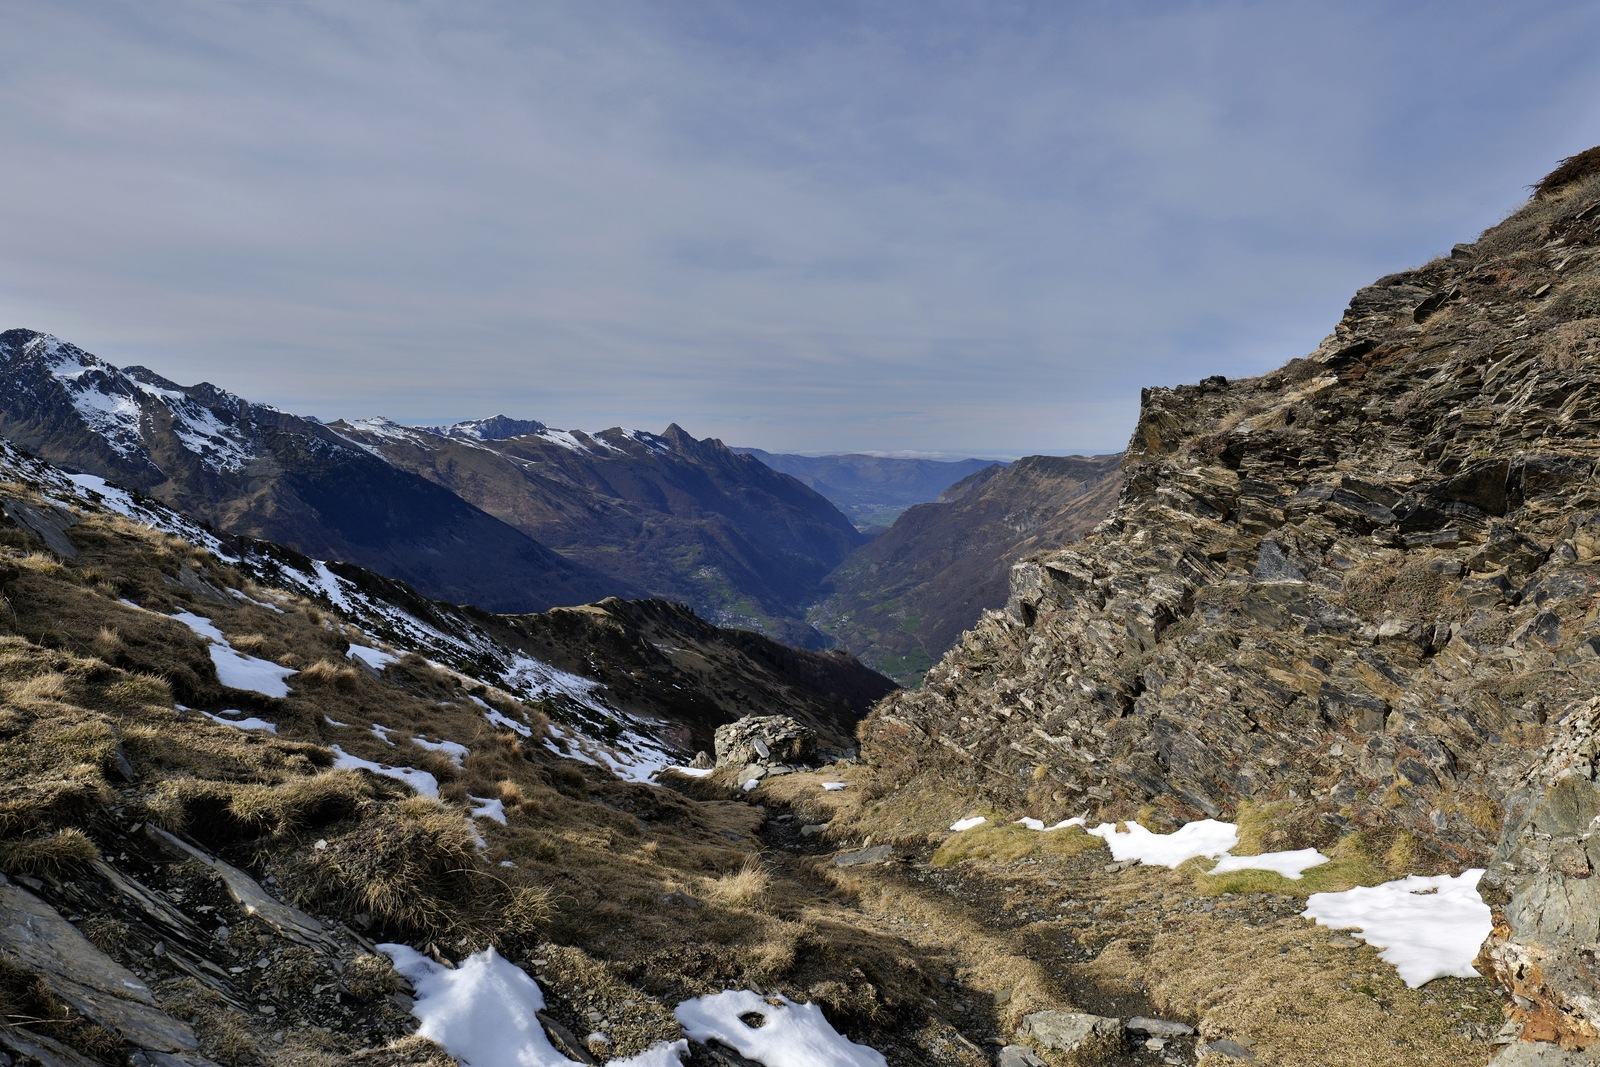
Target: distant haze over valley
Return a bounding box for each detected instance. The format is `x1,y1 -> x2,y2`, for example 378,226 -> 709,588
0,327 -> 1123,675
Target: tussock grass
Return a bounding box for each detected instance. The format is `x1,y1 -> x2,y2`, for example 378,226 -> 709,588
0,827 -> 99,876
704,858 -> 772,908
285,796 -> 479,940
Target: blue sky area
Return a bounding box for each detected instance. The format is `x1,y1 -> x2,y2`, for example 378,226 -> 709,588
4,1 -> 1599,457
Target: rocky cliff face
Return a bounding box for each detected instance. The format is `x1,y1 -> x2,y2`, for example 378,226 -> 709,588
865,150 -> 1600,869
812,454 -> 1122,683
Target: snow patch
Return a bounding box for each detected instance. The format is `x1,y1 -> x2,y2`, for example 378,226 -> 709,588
950,816 -> 987,832
379,945 -> 690,1067
311,561 -> 352,611
414,737 -> 469,768
378,946 -> 576,1067
347,643 -> 399,670
1210,848 -> 1329,880
822,782 -> 847,791
1014,817 -> 1087,832
331,746 -> 439,798
675,990 -> 888,1067
199,710 -> 277,734
469,796 -> 507,825
1085,818 -> 1238,868
171,611 -> 296,698
1303,870 -> 1492,987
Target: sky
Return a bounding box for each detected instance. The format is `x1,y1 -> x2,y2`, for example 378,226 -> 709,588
3,2 -> 1599,458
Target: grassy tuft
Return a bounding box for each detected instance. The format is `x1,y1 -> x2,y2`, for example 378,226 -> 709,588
285,796 -> 479,940
0,827 -> 99,876
704,858 -> 772,908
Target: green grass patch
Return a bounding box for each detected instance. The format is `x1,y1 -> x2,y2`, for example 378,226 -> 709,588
1189,829 -> 1419,897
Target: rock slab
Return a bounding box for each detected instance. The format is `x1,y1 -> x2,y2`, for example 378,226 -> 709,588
1020,1010 -> 1122,1053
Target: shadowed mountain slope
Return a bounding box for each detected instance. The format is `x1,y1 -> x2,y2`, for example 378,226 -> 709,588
0,330 -> 620,613
330,417 -> 867,646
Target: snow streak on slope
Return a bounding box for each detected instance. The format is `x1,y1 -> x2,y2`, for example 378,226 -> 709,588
31,333 -> 257,472
0,440 -> 692,785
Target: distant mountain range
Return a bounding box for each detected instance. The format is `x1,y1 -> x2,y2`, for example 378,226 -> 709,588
734,448 -> 1001,530
0,329 -> 619,614
0,329 -> 859,640
330,416 -> 866,645
0,326 -> 1123,671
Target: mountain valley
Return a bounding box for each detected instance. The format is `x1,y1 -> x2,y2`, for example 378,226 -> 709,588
6,146 -> 1600,1067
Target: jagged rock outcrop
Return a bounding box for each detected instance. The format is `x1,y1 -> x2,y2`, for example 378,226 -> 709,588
865,149 -> 1600,869
712,714 -> 819,769
1480,694 -> 1600,1050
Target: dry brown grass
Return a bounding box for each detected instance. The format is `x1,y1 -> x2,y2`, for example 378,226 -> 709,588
704,857 -> 772,908
1539,317 -> 1600,371
931,820 -> 1103,868
285,796 -> 479,940
1534,145 -> 1600,198
1093,885 -> 1501,1067
0,827 -> 99,875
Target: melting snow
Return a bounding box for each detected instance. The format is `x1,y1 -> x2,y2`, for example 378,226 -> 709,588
1014,817 -> 1087,832
331,746 -> 439,798
469,796 -> 507,825
311,561 -> 353,611
950,816 -> 987,832
822,782 -> 847,791
1085,819 -> 1238,868
1210,848 -> 1329,880
379,945 -> 695,1067
676,990 -> 888,1067
414,737 -> 469,768
378,946 -> 577,1067
199,710 -> 277,733
171,611 -> 296,698
1303,870 -> 1492,987
347,643 -> 399,670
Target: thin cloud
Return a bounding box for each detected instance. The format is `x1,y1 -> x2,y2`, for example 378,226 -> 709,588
2,1 -> 1598,456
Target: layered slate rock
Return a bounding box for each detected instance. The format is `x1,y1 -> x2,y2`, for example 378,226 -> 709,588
864,150 -> 1600,866
1482,696 -> 1600,1048
851,145 -> 1600,1060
